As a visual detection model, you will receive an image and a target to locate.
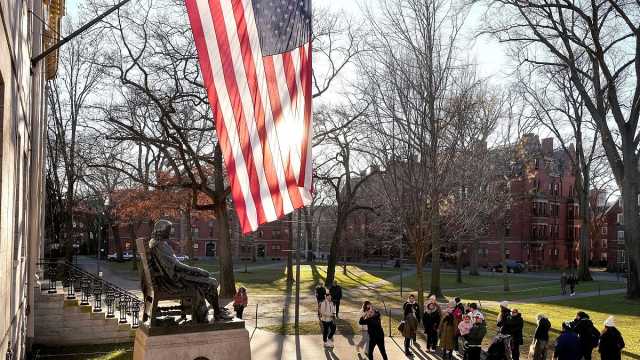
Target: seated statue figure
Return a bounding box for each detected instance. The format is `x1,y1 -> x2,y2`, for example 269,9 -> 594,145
149,219 -> 232,322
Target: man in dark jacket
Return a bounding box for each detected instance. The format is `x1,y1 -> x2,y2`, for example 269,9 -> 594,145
499,307 -> 524,360
359,305 -> 389,360
572,311 -> 599,360
329,282 -> 343,318
555,322 -> 580,360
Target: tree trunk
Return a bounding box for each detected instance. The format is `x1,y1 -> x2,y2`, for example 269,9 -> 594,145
112,222 -> 123,261
213,144 -> 236,297
184,207 -> 194,259
498,219 -> 509,291
577,184 -> 592,281
325,224 -> 342,287
129,223 -> 138,271
456,236 -> 463,284
622,147 -> 640,298
286,213 -> 293,285
430,210 -> 443,298
469,236 -> 479,276
416,256 -> 425,315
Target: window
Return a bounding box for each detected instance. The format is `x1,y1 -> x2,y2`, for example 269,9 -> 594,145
505,225 -> 511,237
192,226 -> 199,238
617,214 -> 623,225
193,243 -> 199,249
258,230 -> 264,239
617,231 -> 624,243
602,239 -> 607,249
601,226 -> 607,235
617,250 -> 626,264
505,249 -> 511,258
273,229 -> 281,238
534,159 -> 540,169
272,244 -> 281,251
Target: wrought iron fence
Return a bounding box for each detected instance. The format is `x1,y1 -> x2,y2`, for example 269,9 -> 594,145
39,259 -> 142,328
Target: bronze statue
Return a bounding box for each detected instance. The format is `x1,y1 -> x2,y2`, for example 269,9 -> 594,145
145,219 -> 232,323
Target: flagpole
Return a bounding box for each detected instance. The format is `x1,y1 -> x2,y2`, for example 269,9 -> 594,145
31,0 -> 132,65
294,207 -> 302,334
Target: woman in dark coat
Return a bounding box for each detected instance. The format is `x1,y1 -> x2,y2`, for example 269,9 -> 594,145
598,316 -> 625,360
422,301 -> 441,352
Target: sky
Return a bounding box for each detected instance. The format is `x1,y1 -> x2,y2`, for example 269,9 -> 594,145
64,0 -> 510,84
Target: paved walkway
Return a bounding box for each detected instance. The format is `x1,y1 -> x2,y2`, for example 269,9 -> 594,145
248,327 -> 444,360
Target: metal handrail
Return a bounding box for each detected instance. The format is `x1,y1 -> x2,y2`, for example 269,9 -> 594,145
38,258 -> 142,328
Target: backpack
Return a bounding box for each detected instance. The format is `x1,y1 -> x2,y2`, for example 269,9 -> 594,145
590,325 -> 601,348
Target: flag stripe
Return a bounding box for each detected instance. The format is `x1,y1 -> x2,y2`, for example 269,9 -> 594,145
186,0 -> 255,231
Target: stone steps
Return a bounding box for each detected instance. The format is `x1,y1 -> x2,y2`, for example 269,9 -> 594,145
34,284 -> 137,346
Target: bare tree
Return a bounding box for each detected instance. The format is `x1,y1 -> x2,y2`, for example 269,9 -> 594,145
483,0 -> 640,297
359,0 -> 480,306
46,18 -> 104,259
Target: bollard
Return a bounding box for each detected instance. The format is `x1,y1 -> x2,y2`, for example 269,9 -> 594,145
598,284 -> 601,296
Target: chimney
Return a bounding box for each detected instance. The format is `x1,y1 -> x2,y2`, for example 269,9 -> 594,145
542,138 -> 554,156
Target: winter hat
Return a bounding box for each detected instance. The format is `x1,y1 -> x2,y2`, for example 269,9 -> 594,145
604,316 -> 615,327
499,301 -> 509,309
429,295 -> 437,303
473,311 -> 484,321
562,321 -> 572,331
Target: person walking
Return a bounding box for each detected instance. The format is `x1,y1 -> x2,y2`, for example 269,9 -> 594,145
497,301 -> 511,334
560,273 -> 568,295
423,301 -> 441,352
464,312 -> 487,360
356,301 -> 371,354
329,281 -> 343,318
402,311 -> 419,357
439,302 -> 459,360
568,274 -> 577,296
572,311 -> 599,360
598,316 -> 625,360
529,313 -> 551,360
554,322 -> 580,360
232,287 -> 248,319
403,294 -> 420,345
319,294 -> 337,347
359,304 -> 389,360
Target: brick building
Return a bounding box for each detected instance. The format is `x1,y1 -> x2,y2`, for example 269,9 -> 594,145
104,213 -> 293,260
473,135 -> 580,270
604,200 -> 627,272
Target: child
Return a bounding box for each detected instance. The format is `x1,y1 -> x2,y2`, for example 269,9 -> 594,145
459,314 -> 473,336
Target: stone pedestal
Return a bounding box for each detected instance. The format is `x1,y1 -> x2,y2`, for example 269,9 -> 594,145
133,320 -> 251,360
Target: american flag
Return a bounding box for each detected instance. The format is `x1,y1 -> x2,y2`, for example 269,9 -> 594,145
185,0 -> 313,233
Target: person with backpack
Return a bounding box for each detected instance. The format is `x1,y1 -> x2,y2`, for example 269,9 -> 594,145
359,304 -> 389,360
529,313 -> 551,360
572,311 -> 599,360
403,294 -> 420,345
401,311 -> 419,357
554,322 -> 580,360
598,316 -> 625,360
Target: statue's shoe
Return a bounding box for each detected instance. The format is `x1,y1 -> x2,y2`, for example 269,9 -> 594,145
214,312 -> 234,321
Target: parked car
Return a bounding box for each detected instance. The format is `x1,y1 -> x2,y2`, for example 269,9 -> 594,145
107,252 -> 134,262
489,260 -> 525,273
175,254 -> 190,262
